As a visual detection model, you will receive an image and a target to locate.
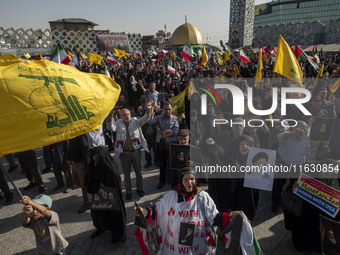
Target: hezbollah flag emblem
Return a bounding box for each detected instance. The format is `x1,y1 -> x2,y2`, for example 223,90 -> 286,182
0,58 -> 121,156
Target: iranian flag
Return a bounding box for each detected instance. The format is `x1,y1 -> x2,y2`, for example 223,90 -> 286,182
168,65 -> 176,74
240,49 -> 251,63
148,50 -> 157,56
181,43 -> 195,61
135,50 -> 142,58
161,49 -> 168,57
104,63 -> 111,78
107,56 -> 122,66
314,52 -> 320,65
225,44 -> 232,54
50,43 -> 71,65
197,49 -> 202,69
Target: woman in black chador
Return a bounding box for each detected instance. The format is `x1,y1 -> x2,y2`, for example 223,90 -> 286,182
85,146 -> 126,243
209,135 -> 259,222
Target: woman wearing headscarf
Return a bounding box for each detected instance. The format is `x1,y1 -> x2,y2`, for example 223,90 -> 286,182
134,169 -> 244,255
222,135 -> 259,222
84,146 -> 126,243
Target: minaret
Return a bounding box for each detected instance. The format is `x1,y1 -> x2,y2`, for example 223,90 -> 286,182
229,0 -> 255,47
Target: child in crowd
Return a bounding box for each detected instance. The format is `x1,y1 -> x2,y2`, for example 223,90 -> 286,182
20,194 -> 68,255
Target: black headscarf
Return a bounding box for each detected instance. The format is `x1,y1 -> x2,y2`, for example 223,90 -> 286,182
177,168 -> 199,202
228,135 -> 254,166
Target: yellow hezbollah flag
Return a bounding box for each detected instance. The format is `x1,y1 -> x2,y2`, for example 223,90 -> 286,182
0,54 -> 21,62
224,51 -> 230,63
255,52 -> 263,87
88,52 -> 103,65
0,59 -> 121,156
330,78 -> 340,94
234,65 -> 240,77
169,83 -> 194,120
313,62 -> 324,88
274,35 -> 303,87
171,51 -> 177,59
202,46 -> 209,67
216,51 -> 223,65
114,48 -> 127,58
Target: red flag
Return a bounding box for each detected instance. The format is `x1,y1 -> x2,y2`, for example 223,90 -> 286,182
264,45 -> 271,52
260,47 -> 265,55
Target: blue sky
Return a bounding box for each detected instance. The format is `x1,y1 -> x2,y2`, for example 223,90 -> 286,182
1,0 -> 270,35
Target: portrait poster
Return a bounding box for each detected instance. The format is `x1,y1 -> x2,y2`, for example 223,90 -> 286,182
309,117 -> 334,142
231,29 -> 240,49
170,144 -> 190,170
320,214 -> 340,255
178,222 -> 195,246
294,174 -> 340,218
85,187 -> 120,211
243,147 -> 276,191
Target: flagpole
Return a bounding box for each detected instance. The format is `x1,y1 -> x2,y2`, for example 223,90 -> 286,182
1,166 -> 23,198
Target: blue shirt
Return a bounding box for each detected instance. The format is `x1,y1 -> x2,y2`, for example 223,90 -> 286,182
151,114 -> 179,143
277,132 -> 310,165
145,89 -> 159,105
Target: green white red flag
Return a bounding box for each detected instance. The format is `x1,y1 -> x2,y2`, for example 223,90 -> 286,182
168,65 -> 176,74
107,56 -> 122,66
50,43 -> 71,65
181,43 -> 195,61
240,49 -> 251,63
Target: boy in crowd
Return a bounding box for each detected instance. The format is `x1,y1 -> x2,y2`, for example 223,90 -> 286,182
20,194 -> 68,255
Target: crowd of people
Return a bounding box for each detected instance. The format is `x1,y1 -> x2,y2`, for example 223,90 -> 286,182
1,46 -> 340,254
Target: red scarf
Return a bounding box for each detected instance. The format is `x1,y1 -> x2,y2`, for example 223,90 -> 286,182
177,184 -> 199,202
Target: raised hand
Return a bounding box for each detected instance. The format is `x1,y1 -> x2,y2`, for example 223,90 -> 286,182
146,98 -> 154,114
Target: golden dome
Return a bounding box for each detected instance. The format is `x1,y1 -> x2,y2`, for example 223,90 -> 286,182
171,22 -> 202,46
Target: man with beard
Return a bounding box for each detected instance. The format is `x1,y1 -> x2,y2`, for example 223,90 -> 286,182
160,129 -> 202,188
151,102 -> 179,189
110,99 -> 154,200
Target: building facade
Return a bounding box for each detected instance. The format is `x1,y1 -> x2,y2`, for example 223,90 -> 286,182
252,0 -> 340,47
49,18 -> 98,32
254,0 -> 340,29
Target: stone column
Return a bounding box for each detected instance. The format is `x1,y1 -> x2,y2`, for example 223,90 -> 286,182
229,0 -> 255,48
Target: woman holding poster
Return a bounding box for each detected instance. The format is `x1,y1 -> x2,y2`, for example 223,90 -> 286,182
134,169 -> 246,255
213,135 -> 259,222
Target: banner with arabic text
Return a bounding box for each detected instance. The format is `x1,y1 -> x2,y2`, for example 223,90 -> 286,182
294,174 -> 340,218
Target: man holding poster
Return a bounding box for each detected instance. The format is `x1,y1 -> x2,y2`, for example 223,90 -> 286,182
286,160 -> 340,253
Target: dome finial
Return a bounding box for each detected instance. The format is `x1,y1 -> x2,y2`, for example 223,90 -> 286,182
185,15 -> 187,24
